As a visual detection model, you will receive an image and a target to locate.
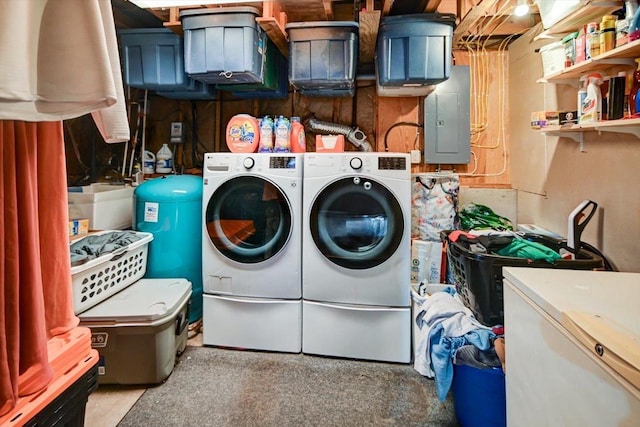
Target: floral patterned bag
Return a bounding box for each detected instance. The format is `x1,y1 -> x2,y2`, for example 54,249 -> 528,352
411,173 -> 460,241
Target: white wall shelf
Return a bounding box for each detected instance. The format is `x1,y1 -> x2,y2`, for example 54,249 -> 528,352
539,118 -> 640,150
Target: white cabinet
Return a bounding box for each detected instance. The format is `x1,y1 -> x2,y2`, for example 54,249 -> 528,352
503,267 -> 640,427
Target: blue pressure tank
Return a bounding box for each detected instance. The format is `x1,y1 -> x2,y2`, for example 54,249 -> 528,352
133,175 -> 203,323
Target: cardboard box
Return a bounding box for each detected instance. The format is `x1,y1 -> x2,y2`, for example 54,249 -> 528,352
68,219 -> 89,237
530,111 -> 559,129
315,134 -> 345,152
559,110 -> 578,125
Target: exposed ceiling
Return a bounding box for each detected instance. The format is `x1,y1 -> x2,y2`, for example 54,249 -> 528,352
112,0 -> 543,50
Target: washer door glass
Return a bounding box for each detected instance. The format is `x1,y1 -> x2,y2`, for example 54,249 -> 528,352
205,176 -> 291,263
310,176 -> 404,269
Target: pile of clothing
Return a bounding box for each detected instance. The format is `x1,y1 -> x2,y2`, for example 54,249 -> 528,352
413,288 -> 505,401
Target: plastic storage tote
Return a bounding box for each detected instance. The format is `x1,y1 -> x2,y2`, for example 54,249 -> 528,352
133,175 -> 203,323
118,28 -> 198,91
286,21 -> 359,97
223,39 -> 290,99
70,230 -> 153,315
181,7 -> 266,84
376,13 -> 456,88
452,363 -> 506,427
78,278 -> 192,385
442,230 -> 603,326
156,79 -> 217,100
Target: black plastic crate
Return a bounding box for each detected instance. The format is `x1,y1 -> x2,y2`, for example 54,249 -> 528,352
442,231 -> 603,326
23,359 -> 99,427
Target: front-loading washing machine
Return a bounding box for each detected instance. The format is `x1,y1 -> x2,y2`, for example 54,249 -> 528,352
202,153 -> 302,353
302,152 -> 411,363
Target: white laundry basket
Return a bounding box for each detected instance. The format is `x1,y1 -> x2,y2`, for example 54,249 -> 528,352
70,231 -> 153,314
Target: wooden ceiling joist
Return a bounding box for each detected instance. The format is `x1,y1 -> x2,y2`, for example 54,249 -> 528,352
424,0 -> 444,14
453,0 -> 499,47
322,0 -> 334,19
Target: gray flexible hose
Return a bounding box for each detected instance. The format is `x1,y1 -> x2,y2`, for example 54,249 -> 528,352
308,119 -> 373,151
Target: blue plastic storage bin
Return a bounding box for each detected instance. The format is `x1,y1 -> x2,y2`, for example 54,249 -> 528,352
118,28 -> 194,91
376,14 -> 456,87
133,175 -> 203,323
452,363 -> 506,427
181,7 -> 266,85
286,21 -> 359,97
156,79 -> 217,100
224,40 -> 289,99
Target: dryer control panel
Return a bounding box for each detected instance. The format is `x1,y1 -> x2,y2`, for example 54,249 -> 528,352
378,156 -> 407,171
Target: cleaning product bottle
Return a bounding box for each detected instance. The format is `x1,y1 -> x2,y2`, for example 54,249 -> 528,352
579,73 -> 602,123
143,150 -> 155,174
155,143 -> 173,174
577,75 -> 588,119
630,3 -> 640,41
290,117 -> 306,153
258,115 -> 274,152
273,115 -> 291,152
617,0 -> 639,46
630,58 -> 640,116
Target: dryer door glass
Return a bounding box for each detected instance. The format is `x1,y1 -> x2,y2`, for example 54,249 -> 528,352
310,176 -> 404,269
205,176 -> 291,263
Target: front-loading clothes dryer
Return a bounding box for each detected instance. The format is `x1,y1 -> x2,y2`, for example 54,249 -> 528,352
302,152 -> 411,363
202,153 -> 303,353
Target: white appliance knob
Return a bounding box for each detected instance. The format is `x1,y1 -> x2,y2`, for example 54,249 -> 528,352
350,157 -> 363,170
243,157 -> 255,169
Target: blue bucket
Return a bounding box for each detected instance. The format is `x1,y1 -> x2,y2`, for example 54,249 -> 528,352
452,363 -> 506,427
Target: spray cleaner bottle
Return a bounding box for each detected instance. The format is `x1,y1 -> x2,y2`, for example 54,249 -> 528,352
579,73 -> 602,123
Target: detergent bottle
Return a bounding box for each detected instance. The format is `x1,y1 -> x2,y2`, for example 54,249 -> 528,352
258,115 -> 274,152
577,75 -> 588,119
273,115 -> 291,152
143,150 -> 155,174
630,58 -> 640,116
155,143 -> 173,174
290,117 -> 306,153
579,73 -> 602,123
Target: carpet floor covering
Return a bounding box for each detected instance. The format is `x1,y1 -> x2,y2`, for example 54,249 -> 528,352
118,345 -> 459,427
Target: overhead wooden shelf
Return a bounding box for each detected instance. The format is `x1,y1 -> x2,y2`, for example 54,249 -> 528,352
256,1 -> 289,57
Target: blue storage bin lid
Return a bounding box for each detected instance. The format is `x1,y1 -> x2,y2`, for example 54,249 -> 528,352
180,6 -> 261,29
380,13 -> 456,31
134,175 -> 203,202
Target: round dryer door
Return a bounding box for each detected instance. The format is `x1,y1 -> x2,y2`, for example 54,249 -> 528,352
310,176 -> 404,270
205,176 -> 292,263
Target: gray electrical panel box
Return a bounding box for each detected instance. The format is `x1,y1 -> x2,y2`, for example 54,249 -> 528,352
423,65 -> 471,164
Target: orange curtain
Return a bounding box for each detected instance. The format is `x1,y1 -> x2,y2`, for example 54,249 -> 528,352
0,120 -> 78,416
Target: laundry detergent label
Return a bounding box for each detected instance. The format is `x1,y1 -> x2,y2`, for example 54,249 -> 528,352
144,202 -> 159,223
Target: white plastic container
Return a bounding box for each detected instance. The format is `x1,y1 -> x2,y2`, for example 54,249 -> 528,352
68,184 -> 135,230
70,230 -> 153,314
579,73 -> 603,123
540,41 -> 565,77
155,143 -> 173,174
143,150 -> 155,174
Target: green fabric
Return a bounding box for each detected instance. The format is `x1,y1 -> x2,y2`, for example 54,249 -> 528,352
496,239 -> 562,263
459,203 -> 514,231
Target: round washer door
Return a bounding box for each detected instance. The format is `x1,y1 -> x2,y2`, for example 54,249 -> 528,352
310,176 -> 404,269
205,175 -> 292,263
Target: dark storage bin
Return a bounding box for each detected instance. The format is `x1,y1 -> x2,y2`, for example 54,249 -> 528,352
181,7 -> 266,85
24,359 -> 99,427
222,40 -> 289,99
286,21 -> 359,97
118,28 -> 193,91
442,231 -> 604,326
156,79 -> 217,100
376,14 -> 455,87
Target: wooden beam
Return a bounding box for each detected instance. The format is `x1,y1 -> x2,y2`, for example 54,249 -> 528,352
424,0 -> 444,13
256,0 -> 289,57
163,7 -> 183,35
359,8 -> 381,64
453,0 -> 499,47
323,0 -> 333,20
381,0 -> 394,15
